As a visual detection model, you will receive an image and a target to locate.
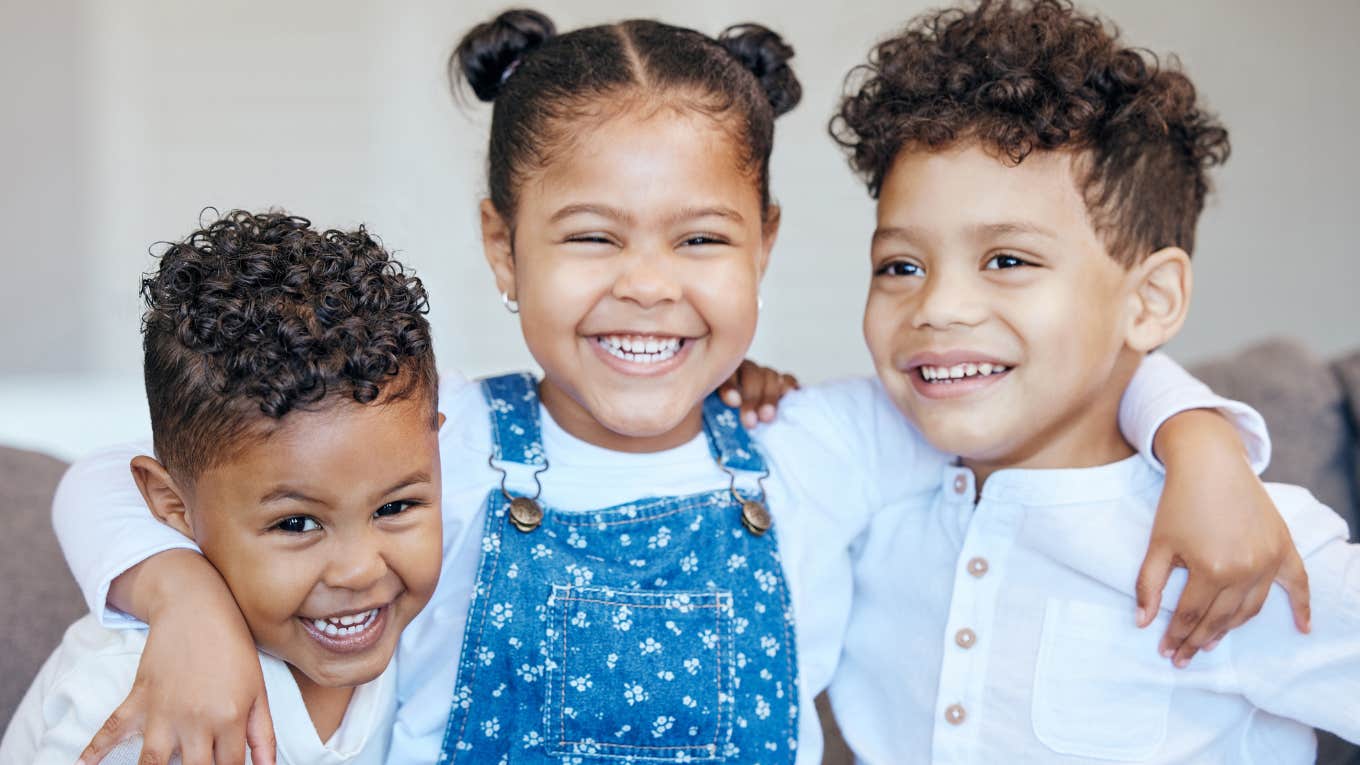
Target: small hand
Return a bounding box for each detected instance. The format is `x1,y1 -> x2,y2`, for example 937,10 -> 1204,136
1135,411 -> 1310,668
719,359 -> 801,428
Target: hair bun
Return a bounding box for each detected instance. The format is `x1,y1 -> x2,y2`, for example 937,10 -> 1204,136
718,24 -> 802,117
453,9 -> 557,102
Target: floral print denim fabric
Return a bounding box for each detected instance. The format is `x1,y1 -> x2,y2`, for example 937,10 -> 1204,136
439,373 -> 799,764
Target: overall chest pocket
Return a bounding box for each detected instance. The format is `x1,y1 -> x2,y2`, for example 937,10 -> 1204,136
1031,598 -> 1175,761
544,585 -> 735,762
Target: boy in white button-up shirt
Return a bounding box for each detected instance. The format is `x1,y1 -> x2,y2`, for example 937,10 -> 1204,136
826,2 -> 1360,762
0,211 -> 444,765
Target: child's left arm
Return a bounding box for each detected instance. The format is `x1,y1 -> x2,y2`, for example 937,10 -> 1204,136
1120,353 -> 1310,667
719,359 -> 800,428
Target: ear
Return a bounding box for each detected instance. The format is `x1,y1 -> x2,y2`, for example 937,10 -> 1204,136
437,411 -> 447,430
1124,246 -> 1192,352
480,198 -> 517,300
130,455 -> 196,540
757,203 -> 781,282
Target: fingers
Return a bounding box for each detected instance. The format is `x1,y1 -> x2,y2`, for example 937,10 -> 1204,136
1275,546 -> 1312,633
1159,574 -> 1217,660
135,724 -> 175,765
245,694 -> 278,765
720,368 -> 743,408
215,732 -> 248,765
780,372 -> 800,393
78,701 -> 141,765
1172,586 -> 1246,667
1134,543 -> 1175,628
178,733 -> 214,765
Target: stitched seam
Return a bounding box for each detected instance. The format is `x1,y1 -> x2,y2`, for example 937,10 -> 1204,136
449,502 -> 506,759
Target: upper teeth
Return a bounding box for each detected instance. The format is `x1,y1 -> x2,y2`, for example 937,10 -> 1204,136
920,363 -> 1009,381
598,335 -> 682,364
310,608 -> 380,637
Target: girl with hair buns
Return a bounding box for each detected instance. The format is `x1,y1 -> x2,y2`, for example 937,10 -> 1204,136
55,7 -> 1299,765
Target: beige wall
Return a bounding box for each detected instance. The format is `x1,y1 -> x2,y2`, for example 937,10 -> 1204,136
3,0 -> 1357,383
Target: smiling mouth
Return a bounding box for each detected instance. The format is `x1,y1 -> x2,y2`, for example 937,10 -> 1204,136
594,334 -> 686,365
298,604 -> 390,654
917,362 -> 1011,383
307,607 -> 381,638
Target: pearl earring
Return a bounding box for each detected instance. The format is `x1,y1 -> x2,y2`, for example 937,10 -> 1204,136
501,291 -> 519,314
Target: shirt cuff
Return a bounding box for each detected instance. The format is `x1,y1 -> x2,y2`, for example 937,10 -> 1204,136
92,541 -> 203,630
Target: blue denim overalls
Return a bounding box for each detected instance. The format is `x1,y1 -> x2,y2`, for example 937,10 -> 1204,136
439,373 -> 799,763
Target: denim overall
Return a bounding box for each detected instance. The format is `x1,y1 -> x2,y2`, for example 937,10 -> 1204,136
439,373 -> 799,764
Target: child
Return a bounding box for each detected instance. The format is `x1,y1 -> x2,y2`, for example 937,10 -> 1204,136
56,11 -> 1297,765
0,211 -> 445,764
826,1 -> 1360,760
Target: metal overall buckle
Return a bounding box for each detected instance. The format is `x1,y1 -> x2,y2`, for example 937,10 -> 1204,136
488,453 -> 551,532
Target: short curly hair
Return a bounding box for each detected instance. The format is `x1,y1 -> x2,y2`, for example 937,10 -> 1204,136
141,210 -> 437,480
830,0 -> 1230,264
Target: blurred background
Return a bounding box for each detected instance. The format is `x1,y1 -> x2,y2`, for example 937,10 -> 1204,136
2,0 -> 1358,459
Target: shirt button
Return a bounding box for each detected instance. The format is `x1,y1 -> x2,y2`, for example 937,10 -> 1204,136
967,557 -> 989,577
953,474 -> 968,494
945,703 -> 967,725
955,628 -> 977,649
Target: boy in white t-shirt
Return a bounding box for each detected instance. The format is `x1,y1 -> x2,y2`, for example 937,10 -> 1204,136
826,1 -> 1360,761
0,211 -> 444,765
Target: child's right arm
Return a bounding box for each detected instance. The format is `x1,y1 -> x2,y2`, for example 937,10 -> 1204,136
52,445 -> 276,765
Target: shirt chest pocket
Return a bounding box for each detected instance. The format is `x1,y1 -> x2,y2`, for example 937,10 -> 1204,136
1031,598 -> 1177,761
544,585 -> 735,762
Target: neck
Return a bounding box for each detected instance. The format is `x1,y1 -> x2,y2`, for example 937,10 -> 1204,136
290,665 -> 356,743
537,379 -> 705,453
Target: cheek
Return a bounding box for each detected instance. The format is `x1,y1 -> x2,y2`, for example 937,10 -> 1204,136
213,547 -> 315,625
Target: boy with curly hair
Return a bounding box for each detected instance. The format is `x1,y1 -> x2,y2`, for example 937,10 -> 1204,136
0,211 -> 444,764
826,1 -> 1360,761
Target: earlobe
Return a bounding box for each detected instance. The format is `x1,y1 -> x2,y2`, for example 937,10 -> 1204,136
758,204 -> 781,281
1126,247 -> 1192,352
480,198 -> 517,300
129,456 -> 195,540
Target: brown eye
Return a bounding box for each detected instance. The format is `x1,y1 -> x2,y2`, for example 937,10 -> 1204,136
985,253 -> 1029,270
276,516 -> 320,533
875,260 -> 922,277
375,501 -> 416,518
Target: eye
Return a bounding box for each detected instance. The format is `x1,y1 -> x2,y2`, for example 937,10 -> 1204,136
375,500 -> 419,518
564,233 -> 616,246
984,252 -> 1032,270
275,516 -> 320,533
874,260 -> 923,278
679,234 -> 727,247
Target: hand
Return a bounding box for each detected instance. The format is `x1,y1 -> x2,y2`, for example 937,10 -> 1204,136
1135,410 -> 1310,668
719,359 -> 801,428
78,550 -> 277,765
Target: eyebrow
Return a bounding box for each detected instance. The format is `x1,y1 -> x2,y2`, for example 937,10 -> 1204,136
548,204 -> 745,227
258,470 -> 432,507
872,221 -> 1057,245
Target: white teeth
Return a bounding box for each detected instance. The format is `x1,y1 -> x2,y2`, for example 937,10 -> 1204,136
919,363 -> 1011,383
597,336 -> 683,365
311,608 -> 380,639
979,363 -> 993,375
950,365 -> 965,379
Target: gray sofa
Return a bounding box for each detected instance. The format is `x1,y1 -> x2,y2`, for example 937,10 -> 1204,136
3,339 -> 1357,762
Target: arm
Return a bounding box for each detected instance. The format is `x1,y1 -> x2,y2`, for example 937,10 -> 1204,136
52,446 -> 276,765
1117,353 -> 1309,666
719,359 -> 801,428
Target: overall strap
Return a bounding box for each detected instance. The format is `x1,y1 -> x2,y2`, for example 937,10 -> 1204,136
701,391 -> 767,473
480,372 -> 547,468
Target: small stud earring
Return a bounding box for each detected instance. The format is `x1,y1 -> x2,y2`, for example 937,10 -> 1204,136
501,291 -> 519,314
757,295 -> 765,311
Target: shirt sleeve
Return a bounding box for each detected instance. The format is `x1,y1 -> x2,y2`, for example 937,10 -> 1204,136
51,441 -> 199,629
1118,352 -> 1271,475
1230,485 -> 1360,742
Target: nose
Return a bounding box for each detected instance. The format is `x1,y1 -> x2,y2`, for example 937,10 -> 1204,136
610,241 -> 683,308
912,264 -> 987,331
324,528 -> 390,593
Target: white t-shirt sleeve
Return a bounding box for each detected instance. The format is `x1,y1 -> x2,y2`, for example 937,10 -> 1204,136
1230,485 -> 1360,742
1118,352 -> 1271,475
51,442 -> 199,629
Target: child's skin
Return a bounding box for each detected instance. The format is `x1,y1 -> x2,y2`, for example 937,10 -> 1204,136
73,19 -> 1305,765
117,392 -> 443,763
865,143 -> 1309,657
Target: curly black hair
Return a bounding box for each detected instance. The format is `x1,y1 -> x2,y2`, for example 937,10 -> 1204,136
141,210 -> 437,480
830,0 -> 1230,263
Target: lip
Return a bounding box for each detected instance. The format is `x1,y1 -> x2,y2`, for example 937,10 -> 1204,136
899,349 -> 1016,401
587,333 -> 699,378
299,603 -> 390,655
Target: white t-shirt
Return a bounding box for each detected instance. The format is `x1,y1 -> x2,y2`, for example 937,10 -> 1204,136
49,354 -> 1266,764
830,456 -> 1360,764
0,615 -> 395,765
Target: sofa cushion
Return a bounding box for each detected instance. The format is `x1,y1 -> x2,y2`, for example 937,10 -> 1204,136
1333,348 -> 1360,535
0,446 -> 84,725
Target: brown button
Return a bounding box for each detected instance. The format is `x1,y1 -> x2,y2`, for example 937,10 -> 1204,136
945,703 -> 967,725
741,499 -> 772,536
967,557 -> 989,578
955,628 -> 977,649
952,474 -> 968,494
508,496 -> 543,532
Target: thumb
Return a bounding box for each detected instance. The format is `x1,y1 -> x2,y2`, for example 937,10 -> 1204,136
245,693 -> 278,765
1274,546 -> 1312,634
1135,541 -> 1175,628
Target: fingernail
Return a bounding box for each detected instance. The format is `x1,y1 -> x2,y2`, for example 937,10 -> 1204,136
1204,639 -> 1221,652
759,404 -> 775,421
723,390 -> 740,405
1174,656 -> 1189,668
1135,607 -> 1146,626
742,412 -> 756,428
1159,646 -> 1173,659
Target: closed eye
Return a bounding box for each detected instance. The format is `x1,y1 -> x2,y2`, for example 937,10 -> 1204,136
564,233 -> 616,246
679,234 -> 728,247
